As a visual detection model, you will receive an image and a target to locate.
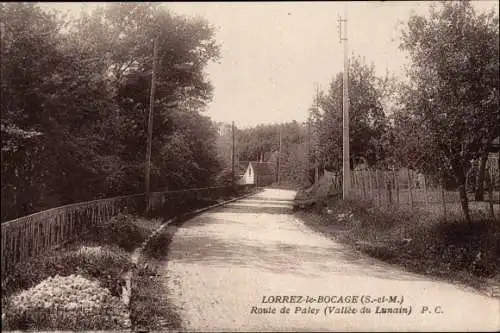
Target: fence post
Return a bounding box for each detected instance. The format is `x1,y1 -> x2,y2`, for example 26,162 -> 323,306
407,168 -> 414,211
423,174 -> 430,210
487,169 -> 495,220
355,171 -> 359,198
376,170 -> 381,207
353,171 -> 358,199
372,170 -> 376,205
362,170 -> 367,198
381,171 -> 386,207
351,171 -> 355,199
387,173 -> 392,205
394,169 -> 399,208
369,170 -> 374,205
441,178 -> 447,221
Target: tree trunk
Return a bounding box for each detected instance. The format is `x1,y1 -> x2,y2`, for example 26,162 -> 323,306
451,160 -> 472,224
441,177 -> 447,222
458,184 -> 471,224
466,159 -> 475,193
474,152 -> 488,201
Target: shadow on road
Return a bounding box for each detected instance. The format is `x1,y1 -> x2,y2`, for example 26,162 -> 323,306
168,192 -> 426,282
221,204 -> 293,215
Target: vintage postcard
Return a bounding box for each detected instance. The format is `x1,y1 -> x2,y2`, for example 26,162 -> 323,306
1,1 -> 499,332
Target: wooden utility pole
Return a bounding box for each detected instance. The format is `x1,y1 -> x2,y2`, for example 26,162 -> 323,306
306,119 -> 311,184
278,124 -> 282,185
339,7 -> 350,199
314,83 -> 320,185
145,36 -> 159,205
232,121 -> 235,186
0,22 -> 4,120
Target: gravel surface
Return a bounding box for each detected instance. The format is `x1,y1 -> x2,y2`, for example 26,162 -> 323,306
162,188 -> 499,332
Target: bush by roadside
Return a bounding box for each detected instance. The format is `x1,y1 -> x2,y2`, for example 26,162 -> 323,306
79,213 -> 153,252
1,189 -> 258,331
2,274 -> 130,330
2,214 -> 149,298
294,190 -> 500,296
1,213 -> 155,331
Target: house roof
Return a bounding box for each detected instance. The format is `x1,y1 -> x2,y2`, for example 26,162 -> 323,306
491,136 -> 500,153
238,161 -> 250,174
250,162 -> 275,176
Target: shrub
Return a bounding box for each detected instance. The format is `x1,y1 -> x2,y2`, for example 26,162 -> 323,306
2,244 -> 132,299
80,213 -> 150,252
295,189 -> 500,291
142,227 -> 176,260
2,267 -> 132,330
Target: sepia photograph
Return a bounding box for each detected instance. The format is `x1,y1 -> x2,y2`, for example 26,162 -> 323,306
1,1 -> 499,331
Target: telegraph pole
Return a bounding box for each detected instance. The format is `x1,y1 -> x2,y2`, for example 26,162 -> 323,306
314,83 -> 320,185
339,7 -> 350,199
145,36 -> 159,206
306,118 -> 311,184
232,121 -> 235,186
278,125 -> 282,185
0,22 -> 4,118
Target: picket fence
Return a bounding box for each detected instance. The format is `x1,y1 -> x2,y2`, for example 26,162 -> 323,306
323,168 -> 499,220
1,185 -> 254,277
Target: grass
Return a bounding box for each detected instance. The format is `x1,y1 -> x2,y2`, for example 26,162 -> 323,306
2,189 -> 257,331
1,213 -> 154,331
294,189 -> 500,296
3,300 -> 129,331
2,214 -> 148,298
130,225 -> 182,331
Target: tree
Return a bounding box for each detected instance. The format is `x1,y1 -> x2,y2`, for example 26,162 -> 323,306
312,55 -> 389,172
1,3 -> 117,218
69,3 -> 222,194
1,3 -> 223,221
235,121 -> 309,186
399,0 -> 499,223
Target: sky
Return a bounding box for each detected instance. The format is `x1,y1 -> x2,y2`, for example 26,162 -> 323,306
40,1 -> 499,129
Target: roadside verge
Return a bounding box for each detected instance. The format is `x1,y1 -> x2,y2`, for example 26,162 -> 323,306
293,191 -> 500,299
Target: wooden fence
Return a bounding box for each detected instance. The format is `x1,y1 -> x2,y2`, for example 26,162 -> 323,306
1,185 -> 255,277
321,168 -> 499,220
347,169 -> 499,220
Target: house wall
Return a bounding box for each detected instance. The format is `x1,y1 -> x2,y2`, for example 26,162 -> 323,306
241,164 -> 255,185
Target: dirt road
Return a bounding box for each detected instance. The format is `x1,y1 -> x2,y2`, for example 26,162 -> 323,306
162,188 -> 499,332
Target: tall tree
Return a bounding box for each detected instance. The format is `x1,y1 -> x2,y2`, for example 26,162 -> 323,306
312,55 -> 389,171
235,121 -> 309,186
399,0 -> 499,223
1,3 -> 223,221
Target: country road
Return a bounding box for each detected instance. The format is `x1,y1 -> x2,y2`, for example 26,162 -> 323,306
161,188 -> 499,332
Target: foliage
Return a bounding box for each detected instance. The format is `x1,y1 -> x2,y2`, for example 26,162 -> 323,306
1,224 -> 145,299
295,191 -> 500,294
1,212 -> 155,330
1,3 -> 222,221
80,213 -> 150,252
395,0 -> 499,221
311,55 -> 389,171
235,121 -> 309,186
131,229 -> 182,331
3,274 -> 130,330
